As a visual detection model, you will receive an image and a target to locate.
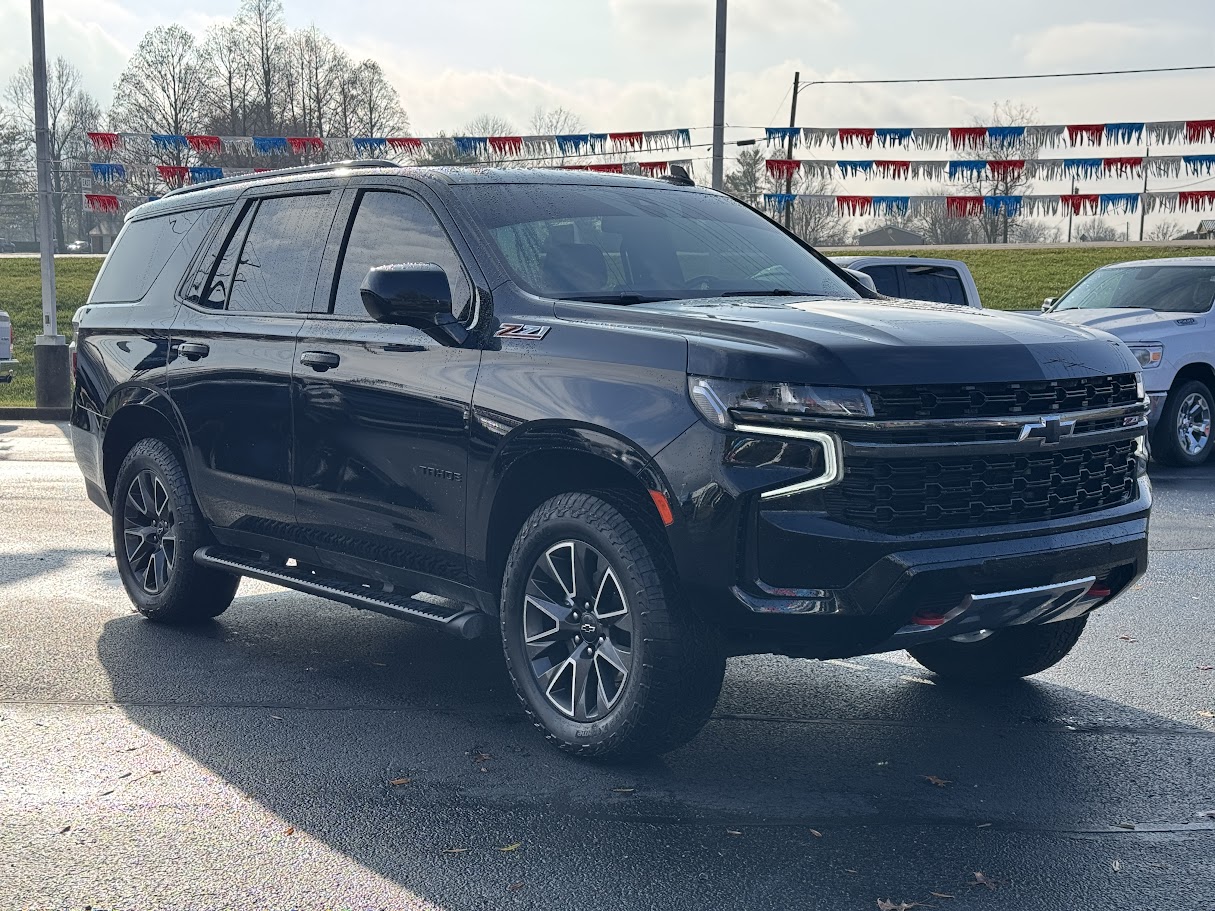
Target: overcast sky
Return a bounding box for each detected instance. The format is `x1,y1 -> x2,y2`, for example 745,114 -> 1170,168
2,0 -> 1213,231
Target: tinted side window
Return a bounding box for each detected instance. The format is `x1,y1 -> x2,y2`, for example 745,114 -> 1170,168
332,191 -> 472,319
902,266 -> 966,306
862,265 -> 901,297
227,194 -> 333,314
89,208 -> 221,303
194,202 -> 256,309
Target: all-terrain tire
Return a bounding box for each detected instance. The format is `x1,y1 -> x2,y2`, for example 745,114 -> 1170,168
500,492 -> 725,759
112,438 -> 239,623
1152,379 -> 1214,467
907,616 -> 1088,682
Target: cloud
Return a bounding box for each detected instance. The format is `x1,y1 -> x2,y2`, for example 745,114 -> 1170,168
607,0 -> 849,43
1014,20 -> 1201,68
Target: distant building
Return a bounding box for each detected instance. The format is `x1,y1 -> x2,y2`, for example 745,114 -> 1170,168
855,225 -> 925,246
1197,220 -> 1215,240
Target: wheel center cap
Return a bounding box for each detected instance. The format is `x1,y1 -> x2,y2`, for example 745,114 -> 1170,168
579,620 -> 600,640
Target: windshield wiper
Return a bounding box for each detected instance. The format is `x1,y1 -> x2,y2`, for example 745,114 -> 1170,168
718,289 -> 830,297
559,293 -> 671,305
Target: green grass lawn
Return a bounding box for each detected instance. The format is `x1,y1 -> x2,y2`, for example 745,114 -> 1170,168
0,257 -> 101,407
1,246 -> 1212,405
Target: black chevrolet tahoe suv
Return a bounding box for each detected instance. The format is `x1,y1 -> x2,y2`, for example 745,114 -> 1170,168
71,161 -> 1151,758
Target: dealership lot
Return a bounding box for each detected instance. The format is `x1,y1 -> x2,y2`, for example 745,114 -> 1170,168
1,420 -> 1212,910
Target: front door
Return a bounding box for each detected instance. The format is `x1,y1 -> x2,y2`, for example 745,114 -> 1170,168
169,190 -> 339,542
293,187 -> 481,595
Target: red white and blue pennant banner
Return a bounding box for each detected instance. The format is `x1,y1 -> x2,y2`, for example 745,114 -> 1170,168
86,129 -> 693,158
766,120 -> 1215,151
767,155 -> 1215,181
760,191 -> 1215,218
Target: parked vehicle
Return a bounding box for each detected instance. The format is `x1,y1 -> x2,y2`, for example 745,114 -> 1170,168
71,162 -> 1150,758
0,308 -> 13,382
66,240 -> 90,253
1043,257 -> 1215,466
831,255 -> 981,307
0,239 -> 16,254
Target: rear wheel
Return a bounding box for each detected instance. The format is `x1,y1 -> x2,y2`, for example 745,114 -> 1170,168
112,438 -> 239,623
1153,379 -> 1213,466
500,492 -> 725,759
907,617 -> 1088,683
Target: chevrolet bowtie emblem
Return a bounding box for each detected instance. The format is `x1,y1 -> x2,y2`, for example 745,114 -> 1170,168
1019,416 -> 1076,445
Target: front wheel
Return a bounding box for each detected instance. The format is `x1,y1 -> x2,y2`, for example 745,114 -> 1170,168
500,492 -> 725,759
1153,379 -> 1213,466
907,617 -> 1088,682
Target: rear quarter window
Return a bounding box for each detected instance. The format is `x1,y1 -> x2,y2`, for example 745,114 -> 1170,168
88,207 -> 222,304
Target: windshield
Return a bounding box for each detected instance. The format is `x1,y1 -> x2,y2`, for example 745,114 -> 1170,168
455,183 -> 858,303
1054,264 -> 1215,314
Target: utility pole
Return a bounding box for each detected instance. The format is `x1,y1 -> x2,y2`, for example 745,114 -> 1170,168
710,0 -> 727,190
29,0 -> 70,408
783,71 -> 800,228
1138,143 -> 1150,241
1066,177 -> 1077,243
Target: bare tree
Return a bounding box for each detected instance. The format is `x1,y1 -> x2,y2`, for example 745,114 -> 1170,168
780,170 -> 847,246
239,0 -> 288,134
960,101 -> 1043,244
200,20 -> 253,137
6,57 -> 99,251
0,104 -> 33,243
334,59 -> 406,140
110,26 -> 206,148
1147,219 -> 1183,241
724,148 -> 765,207
1074,217 -> 1121,242
526,107 -> 584,168
1012,219 -> 1061,244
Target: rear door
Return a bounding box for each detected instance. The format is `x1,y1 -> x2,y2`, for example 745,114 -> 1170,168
293,183 -> 482,595
169,188 -> 339,544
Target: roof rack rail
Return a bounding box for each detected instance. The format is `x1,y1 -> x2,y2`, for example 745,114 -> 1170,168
161,159 -> 400,198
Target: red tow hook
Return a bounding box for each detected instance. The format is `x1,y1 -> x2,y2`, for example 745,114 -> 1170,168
1087,585 -> 1112,599
912,611 -> 948,627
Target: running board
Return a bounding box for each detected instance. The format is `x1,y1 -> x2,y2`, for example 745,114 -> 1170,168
193,546 -> 491,640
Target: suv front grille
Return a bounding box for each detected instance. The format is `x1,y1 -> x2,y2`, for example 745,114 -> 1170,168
866,373 -> 1139,420
822,439 -> 1138,533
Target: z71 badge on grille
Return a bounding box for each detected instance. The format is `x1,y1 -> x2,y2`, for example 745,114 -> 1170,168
495,323 -> 550,339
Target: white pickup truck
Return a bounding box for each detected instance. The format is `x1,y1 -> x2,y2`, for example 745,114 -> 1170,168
0,309 -> 13,383
1043,256 -> 1215,467
831,255 -> 983,308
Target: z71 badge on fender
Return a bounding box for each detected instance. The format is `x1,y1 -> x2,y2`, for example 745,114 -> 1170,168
495,323 -> 550,340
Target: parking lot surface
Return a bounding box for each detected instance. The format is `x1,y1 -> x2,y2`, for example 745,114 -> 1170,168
2,421 -> 1212,910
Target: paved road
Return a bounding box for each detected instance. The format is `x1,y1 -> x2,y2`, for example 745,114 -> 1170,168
2,421 -> 1212,911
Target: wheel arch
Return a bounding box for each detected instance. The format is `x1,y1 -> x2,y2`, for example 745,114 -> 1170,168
1171,361 -> 1215,393
101,387 -> 189,500
477,424 -> 679,599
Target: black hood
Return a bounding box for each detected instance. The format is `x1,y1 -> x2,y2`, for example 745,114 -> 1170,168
610,295 -> 1139,386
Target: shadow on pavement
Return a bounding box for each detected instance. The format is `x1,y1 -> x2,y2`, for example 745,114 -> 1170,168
92,583 -> 1215,909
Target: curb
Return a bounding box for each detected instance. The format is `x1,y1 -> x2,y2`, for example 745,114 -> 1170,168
0,407 -> 70,420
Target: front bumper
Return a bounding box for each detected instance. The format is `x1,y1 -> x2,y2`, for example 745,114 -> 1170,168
1147,391 -> 1168,428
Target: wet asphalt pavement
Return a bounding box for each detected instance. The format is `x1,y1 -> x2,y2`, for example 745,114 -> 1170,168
1,421 -> 1212,911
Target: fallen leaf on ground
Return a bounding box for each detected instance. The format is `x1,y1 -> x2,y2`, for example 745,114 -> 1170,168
499,843 -> 522,852
1197,666 -> 1214,671
877,899 -> 922,910
1112,859 -> 1121,872
809,829 -> 823,838
1199,711 -> 1215,719
726,829 -> 743,836
471,752 -> 492,763
924,775 -> 952,788
57,825 -> 70,835
610,787 -> 636,794
507,882 -> 524,892
968,872 -> 997,890
284,827 -> 295,836
929,892 -> 955,899
442,847 -> 469,854
846,869 -> 859,874
1117,634 -> 1137,642
388,777 -> 412,786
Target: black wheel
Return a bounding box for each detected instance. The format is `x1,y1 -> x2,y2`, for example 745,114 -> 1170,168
907,616 -> 1088,683
112,438 -> 239,623
1153,379 -> 1213,467
500,492 -> 725,759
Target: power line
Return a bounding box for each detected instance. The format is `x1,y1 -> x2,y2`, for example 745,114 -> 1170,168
797,63 -> 1215,92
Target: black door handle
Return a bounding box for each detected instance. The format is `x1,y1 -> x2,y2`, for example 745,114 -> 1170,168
300,350 -> 340,372
178,342 -> 210,361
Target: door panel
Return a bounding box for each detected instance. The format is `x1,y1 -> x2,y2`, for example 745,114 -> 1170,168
293,320 -> 480,588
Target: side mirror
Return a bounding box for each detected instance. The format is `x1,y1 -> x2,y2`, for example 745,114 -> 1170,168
1041,297 -> 1055,312
360,263 -> 468,345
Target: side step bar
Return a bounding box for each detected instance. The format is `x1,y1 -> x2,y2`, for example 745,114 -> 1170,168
194,546 -> 491,640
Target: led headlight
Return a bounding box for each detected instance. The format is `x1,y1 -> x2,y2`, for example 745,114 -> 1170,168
688,376 -> 874,428
1129,344 -> 1163,369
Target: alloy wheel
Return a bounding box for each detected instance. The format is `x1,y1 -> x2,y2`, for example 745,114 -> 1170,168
522,540 -> 634,722
1177,391 -> 1212,457
123,469 -> 177,594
